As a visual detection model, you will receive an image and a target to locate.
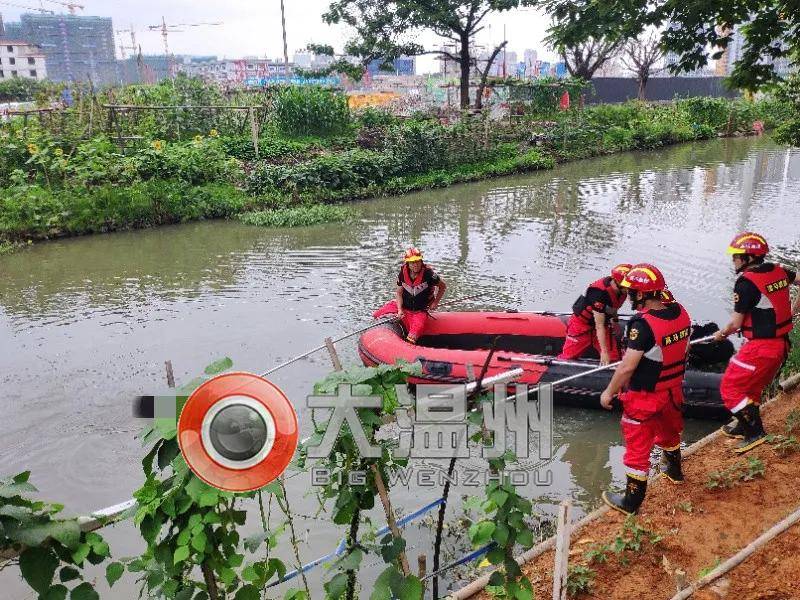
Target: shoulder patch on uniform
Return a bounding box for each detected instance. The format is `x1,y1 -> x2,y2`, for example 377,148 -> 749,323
733,292 -> 740,303
629,328 -> 639,341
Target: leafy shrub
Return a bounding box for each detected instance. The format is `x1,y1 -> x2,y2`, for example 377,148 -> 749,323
219,136 -> 315,162
64,136 -> 127,186
0,77 -> 46,102
584,102 -> 643,129
355,107 -> 399,128
247,149 -> 399,194
238,204 -> 352,228
603,125 -> 635,151
676,97 -> 732,130
274,86 -> 350,137
128,137 -> 240,185
0,181 -> 250,240
384,118 -> 503,170
385,120 -> 451,173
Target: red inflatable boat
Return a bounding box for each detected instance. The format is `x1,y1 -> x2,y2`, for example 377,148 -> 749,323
358,311 -> 731,419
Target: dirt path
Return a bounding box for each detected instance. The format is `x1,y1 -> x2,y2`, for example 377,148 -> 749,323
472,390 -> 800,600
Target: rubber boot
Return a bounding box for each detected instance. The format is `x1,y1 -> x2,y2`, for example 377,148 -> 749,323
602,475 -> 647,516
734,403 -> 767,454
660,448 -> 684,483
720,415 -> 744,439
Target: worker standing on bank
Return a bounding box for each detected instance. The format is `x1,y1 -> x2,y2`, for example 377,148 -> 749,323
600,264 -> 692,515
558,264 -> 632,365
714,232 -> 799,453
373,248 -> 447,344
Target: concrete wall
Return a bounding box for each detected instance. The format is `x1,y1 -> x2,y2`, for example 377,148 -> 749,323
585,77 -> 739,104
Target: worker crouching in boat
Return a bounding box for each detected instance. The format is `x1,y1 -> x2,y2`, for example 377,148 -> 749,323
714,232 -> 799,454
558,263 -> 632,365
373,247 -> 447,344
600,264 -> 692,515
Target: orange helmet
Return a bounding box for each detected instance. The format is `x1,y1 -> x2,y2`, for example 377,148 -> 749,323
621,263 -> 666,293
611,263 -> 633,284
403,247 -> 423,263
726,232 -> 768,256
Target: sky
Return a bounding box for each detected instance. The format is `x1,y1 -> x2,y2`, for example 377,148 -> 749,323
0,0 -> 557,72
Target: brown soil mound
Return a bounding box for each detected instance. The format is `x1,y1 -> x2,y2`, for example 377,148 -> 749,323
472,391 -> 800,600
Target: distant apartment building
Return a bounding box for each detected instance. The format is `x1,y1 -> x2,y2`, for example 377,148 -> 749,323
478,49 -> 518,77
716,23 -> 793,78
2,13 -> 116,84
366,56 -> 415,76
293,51 -> 334,71
663,51 -> 711,78
0,39 -> 47,80
523,49 -> 538,78
180,57 -> 292,84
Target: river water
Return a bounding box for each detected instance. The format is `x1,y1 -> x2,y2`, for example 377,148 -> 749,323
1,136 -> 799,597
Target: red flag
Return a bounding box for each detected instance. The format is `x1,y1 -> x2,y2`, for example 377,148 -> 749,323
559,90 -> 571,110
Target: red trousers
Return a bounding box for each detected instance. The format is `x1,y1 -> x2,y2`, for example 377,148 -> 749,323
558,315 -> 621,361
720,338 -> 789,413
620,387 -> 684,478
373,300 -> 429,343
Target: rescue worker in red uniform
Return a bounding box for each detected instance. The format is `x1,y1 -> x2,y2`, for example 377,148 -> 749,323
600,264 -> 692,515
714,232 -> 799,453
558,264 -> 633,365
373,248 -> 447,344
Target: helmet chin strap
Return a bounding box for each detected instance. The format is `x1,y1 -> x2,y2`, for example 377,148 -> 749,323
630,293 -> 646,311
734,254 -> 752,274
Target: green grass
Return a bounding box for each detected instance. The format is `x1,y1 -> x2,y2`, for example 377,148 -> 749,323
781,327 -> 800,377
238,204 -> 353,228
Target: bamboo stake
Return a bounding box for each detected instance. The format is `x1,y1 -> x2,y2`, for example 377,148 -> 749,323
551,500 -> 572,600
324,337 -> 343,372
779,372 -> 800,392
323,335 -> 411,576
165,360 -> 175,388
668,506 -> 800,600
371,463 -> 411,576
249,106 -> 259,160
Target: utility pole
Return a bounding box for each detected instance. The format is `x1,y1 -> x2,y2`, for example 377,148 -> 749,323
280,0 -> 289,78
503,23 -> 507,78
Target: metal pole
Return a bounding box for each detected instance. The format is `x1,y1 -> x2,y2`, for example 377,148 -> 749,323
260,292 -> 487,376
501,334 -> 720,403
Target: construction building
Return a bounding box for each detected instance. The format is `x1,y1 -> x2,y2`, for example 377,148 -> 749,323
2,13 -> 116,84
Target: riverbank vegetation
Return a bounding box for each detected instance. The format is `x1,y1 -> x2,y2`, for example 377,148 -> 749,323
0,76 -> 795,251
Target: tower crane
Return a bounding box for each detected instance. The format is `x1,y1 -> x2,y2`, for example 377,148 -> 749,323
0,1 -> 54,14
147,17 -> 222,77
39,0 -> 84,15
115,24 -> 136,59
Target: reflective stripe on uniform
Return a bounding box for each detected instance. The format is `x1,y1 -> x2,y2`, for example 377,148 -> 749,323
621,415 -> 641,426
731,396 -> 752,414
626,468 -> 649,480
730,356 -> 757,372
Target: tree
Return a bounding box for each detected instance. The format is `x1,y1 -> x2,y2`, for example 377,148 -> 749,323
0,78 -> 44,103
473,40 -> 507,109
620,32 -> 665,100
537,0 -> 800,90
556,37 -> 623,80
321,0 -> 525,109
